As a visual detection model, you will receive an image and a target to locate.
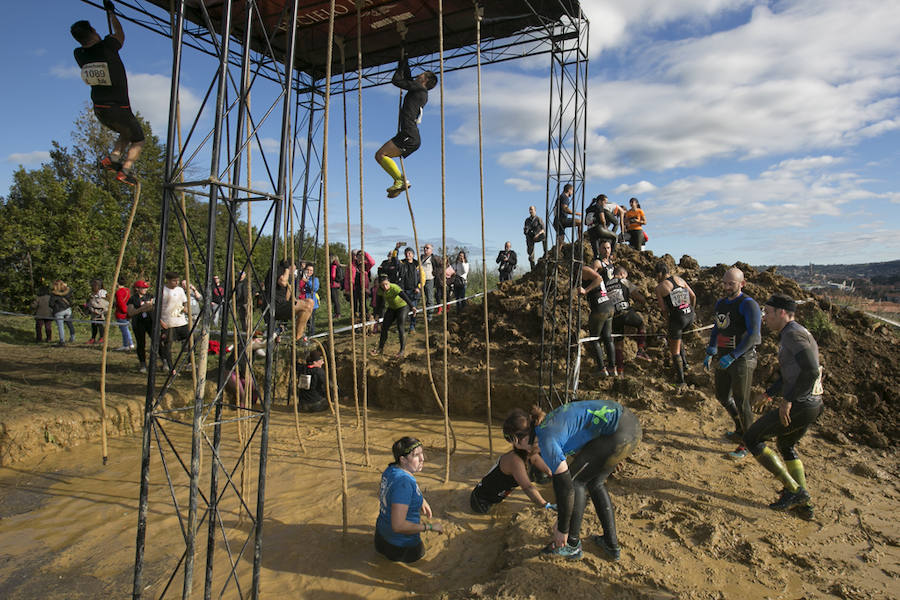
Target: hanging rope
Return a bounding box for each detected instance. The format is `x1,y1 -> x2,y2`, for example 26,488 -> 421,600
323,0 -> 351,534
474,4 -> 493,459
99,182 -> 142,465
337,39 -> 362,430
438,0 -> 451,484
355,0 -> 371,467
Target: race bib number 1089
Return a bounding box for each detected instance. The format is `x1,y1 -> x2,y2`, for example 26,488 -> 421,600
81,62 -> 112,86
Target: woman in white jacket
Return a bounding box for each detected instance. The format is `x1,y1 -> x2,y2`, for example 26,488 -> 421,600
451,250 -> 469,312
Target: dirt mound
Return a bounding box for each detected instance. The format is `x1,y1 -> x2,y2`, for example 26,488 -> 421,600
408,244 -> 898,449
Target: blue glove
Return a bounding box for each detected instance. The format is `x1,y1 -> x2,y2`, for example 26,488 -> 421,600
703,347 -> 716,370
544,502 -> 557,511
718,353 -> 735,370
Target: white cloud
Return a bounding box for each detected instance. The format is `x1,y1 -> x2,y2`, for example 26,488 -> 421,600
129,73 -> 203,137
505,177 -> 541,192
613,180 -> 656,196
6,151 -> 50,166
51,64 -> 80,79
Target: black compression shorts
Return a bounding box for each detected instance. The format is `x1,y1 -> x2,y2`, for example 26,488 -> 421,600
374,529 -> 425,563
391,128 -> 421,158
93,105 -> 145,143
667,310 -> 694,340
612,309 -> 643,336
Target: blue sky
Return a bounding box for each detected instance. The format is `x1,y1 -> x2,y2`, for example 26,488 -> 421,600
3,0 -> 899,268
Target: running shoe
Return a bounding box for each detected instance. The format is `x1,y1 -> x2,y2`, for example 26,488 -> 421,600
139,365 -> 148,374
635,349 -> 650,361
88,339 -> 96,345
541,540 -> 583,560
116,169 -> 138,186
792,503 -> 815,521
591,535 -> 621,561
386,179 -> 411,198
769,487 -> 810,511
99,155 -> 122,172
727,445 -> 748,459
724,430 -> 743,443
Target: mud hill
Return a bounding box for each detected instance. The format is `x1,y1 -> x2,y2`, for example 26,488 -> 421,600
386,243 -> 898,450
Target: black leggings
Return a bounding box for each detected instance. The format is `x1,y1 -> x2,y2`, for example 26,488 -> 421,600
566,408 -> 641,547
714,350 -> 757,436
745,398 -> 823,461
589,308 -> 615,371
91,322 -> 105,340
378,307 -> 408,352
374,530 -> 424,563
133,318 -> 153,365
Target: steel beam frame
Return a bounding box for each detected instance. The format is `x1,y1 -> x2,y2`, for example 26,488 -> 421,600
539,13 -> 589,409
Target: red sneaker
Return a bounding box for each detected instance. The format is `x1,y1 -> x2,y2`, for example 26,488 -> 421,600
100,156 -> 122,172
116,170 -> 138,186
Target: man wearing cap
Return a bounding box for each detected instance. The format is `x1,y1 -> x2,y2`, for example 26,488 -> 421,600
654,262 -> 696,385
704,267 -> 762,459
745,294 -> 823,519
71,1 -> 144,185
127,279 -> 154,373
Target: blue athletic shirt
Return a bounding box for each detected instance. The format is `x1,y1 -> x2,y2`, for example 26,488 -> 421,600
375,464 -> 423,547
536,400 -> 623,470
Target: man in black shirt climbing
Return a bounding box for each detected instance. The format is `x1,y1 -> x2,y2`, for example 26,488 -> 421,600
375,55 -> 438,198
71,0 -> 144,186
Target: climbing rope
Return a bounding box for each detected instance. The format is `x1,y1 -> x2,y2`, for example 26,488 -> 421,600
323,0 -> 351,534
99,182 -> 142,466
438,0 -> 451,484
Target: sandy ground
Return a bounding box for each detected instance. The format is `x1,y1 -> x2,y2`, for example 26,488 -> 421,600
1,397 -> 897,599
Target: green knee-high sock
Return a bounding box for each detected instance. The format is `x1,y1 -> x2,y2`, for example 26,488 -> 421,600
785,459 -> 807,490
755,448 -> 799,491
378,155 -> 402,180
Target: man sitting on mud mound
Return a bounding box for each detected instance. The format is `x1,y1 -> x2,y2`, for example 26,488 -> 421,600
745,294 -> 823,520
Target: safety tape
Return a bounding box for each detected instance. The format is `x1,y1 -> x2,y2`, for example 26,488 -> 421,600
577,323 -> 714,344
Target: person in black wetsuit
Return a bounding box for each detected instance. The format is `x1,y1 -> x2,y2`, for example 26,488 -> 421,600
375,56 -> 438,198
580,259 -> 616,377
654,262 -> 696,385
745,294 -> 824,519
71,1 -> 144,185
704,267 -> 762,459
470,409 -> 555,514
607,266 -> 650,375
296,348 -> 329,413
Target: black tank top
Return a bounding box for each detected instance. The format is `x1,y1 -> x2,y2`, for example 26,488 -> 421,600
605,278 -> 631,314
665,276 -> 693,315
473,460 -> 519,505
587,280 -> 614,315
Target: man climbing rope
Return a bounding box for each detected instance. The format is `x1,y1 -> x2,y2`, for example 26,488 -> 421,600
71,0 -> 144,186
374,54 -> 437,198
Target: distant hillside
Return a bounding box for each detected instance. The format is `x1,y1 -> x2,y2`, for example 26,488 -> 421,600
754,259 -> 900,286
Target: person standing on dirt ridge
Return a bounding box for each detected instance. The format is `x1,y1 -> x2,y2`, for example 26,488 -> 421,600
580,259 -> 616,377
704,267 -> 761,460
654,262 -> 696,385
745,294 -> 823,520
523,205 -> 546,270
607,265 -> 651,375
496,241 -> 517,282
375,437 -> 444,563
553,183 -> 581,250
529,400 -> 642,561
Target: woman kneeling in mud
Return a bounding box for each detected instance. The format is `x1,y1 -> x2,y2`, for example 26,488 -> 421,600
470,409 -> 556,513
374,437 -> 444,563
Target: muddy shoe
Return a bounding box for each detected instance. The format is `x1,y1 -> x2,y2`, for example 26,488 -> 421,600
541,540 -> 582,560
769,487 -> 811,511
727,445 -> 748,459
100,155 -> 122,172
591,535 -> 621,561
791,503 -> 815,521
386,179 -> 411,198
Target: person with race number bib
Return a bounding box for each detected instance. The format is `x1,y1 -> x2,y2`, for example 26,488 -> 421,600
531,400 -> 642,561
375,437 -> 444,563
71,0 -> 144,186
374,55 -> 438,198
470,409 -> 555,514
745,294 -> 824,520
579,259 -> 616,377
654,262 -> 696,385
606,266 -> 650,375
705,268 -> 762,459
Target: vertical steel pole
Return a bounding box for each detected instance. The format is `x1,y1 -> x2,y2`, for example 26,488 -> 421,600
252,1 -> 299,596
133,1 -> 185,597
